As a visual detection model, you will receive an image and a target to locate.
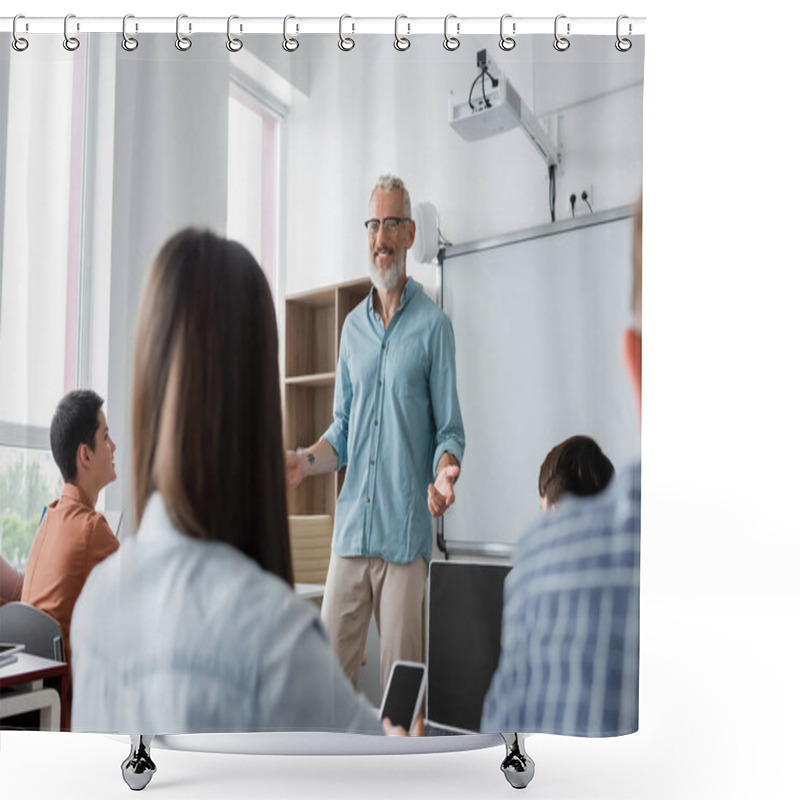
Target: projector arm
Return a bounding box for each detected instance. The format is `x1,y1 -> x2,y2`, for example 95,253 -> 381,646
519,103 -> 559,169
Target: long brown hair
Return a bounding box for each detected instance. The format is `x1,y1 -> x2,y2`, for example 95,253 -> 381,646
131,228 -> 292,584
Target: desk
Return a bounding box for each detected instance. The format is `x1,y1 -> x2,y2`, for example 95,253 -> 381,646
0,652 -> 68,731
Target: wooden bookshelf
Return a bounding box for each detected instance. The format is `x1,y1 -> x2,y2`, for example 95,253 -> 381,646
284,277 -> 372,518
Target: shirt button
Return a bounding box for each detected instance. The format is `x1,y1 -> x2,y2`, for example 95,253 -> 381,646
374,420 -> 378,426
370,459 -> 375,465
366,497 -> 370,504
378,380 -> 382,388
381,343 -> 386,350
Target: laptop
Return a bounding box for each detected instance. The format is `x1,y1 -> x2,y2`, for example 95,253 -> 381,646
425,560 -> 511,735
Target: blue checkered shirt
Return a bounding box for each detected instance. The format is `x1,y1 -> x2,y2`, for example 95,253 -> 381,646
481,461 -> 640,736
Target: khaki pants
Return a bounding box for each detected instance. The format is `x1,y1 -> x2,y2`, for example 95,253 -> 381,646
321,554 -> 428,694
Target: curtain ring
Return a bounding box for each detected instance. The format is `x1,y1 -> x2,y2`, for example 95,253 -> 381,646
12,14 -> 29,52
615,15 -> 632,52
175,14 -> 192,51
443,14 -> 460,51
121,14 -> 139,51
283,15 -> 299,51
499,14 -> 516,51
553,14 -> 570,51
227,15 -> 243,52
394,15 -> 410,51
63,13 -> 80,51
338,14 -> 355,51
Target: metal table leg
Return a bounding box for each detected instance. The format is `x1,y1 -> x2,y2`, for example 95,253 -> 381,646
121,735 -> 157,791
500,733 -> 535,789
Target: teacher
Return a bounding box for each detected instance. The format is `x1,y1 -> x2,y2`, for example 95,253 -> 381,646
286,174 -> 465,693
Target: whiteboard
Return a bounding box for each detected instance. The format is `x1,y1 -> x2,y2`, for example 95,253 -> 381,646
442,209 -> 640,553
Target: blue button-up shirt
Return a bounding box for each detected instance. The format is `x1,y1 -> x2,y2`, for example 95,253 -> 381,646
322,278 -> 465,565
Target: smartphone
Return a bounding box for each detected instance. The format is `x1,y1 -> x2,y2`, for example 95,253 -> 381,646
379,660 -> 427,731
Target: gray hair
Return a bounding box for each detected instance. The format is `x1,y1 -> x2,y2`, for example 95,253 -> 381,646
370,174 -> 411,218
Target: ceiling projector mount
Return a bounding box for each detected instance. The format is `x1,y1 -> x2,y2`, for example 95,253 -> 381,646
448,49 -> 560,169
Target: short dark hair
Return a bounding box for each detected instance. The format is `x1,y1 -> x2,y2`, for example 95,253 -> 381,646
539,435 -> 615,507
50,390 -> 105,482
132,228 -> 293,584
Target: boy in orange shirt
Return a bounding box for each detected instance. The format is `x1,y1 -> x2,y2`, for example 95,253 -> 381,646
22,390 -> 119,673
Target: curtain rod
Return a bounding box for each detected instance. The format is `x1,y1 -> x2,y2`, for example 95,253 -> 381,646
0,16 -> 646,37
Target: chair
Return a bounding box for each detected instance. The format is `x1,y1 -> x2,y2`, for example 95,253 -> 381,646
0,602 -> 64,662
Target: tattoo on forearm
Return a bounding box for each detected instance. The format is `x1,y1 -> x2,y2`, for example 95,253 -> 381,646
306,452 -> 315,466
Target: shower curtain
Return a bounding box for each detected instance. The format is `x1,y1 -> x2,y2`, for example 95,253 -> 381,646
0,18 -> 644,743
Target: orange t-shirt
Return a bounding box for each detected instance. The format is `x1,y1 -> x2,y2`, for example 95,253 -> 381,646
21,483 -> 119,664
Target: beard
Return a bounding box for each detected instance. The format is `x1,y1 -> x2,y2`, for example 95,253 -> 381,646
369,248 -> 405,291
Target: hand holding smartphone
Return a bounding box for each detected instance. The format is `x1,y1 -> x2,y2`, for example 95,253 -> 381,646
380,660 -> 427,733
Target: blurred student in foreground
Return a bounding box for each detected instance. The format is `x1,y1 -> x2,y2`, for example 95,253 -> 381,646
538,435 -> 615,512
482,196 -> 643,735
71,229 -> 411,735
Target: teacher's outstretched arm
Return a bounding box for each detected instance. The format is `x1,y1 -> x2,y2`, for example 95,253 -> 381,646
285,439 -> 340,490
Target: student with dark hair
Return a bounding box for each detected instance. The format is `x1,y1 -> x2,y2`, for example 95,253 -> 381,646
71,229 -> 391,735
22,389 -> 119,669
538,435 -> 615,511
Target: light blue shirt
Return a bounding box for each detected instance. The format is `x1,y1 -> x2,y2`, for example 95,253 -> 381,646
71,493 -> 382,735
323,278 -> 465,565
482,461 -> 640,736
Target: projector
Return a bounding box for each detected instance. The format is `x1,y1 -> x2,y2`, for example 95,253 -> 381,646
448,76 -> 524,141
448,55 -> 559,168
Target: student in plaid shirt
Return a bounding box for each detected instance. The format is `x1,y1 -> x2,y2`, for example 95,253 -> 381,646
482,195 -> 643,736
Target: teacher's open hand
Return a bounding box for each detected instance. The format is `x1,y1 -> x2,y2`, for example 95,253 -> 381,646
428,464 -> 460,518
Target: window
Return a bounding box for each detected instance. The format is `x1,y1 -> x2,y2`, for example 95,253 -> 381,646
227,83 -> 278,289
0,45 -> 87,569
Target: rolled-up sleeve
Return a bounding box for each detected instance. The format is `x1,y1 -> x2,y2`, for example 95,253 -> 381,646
322,332 -> 352,471
429,316 -> 465,479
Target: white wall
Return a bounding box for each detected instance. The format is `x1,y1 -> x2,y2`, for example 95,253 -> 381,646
281,34 -> 643,296
103,35 -> 232,537
93,33 -> 643,536
86,35 -> 312,536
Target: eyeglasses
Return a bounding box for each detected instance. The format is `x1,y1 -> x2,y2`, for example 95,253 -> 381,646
364,217 -> 411,234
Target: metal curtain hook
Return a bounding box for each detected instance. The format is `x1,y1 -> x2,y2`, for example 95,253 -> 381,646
553,14 -> 570,51
499,14 -> 516,51
227,15 -> 243,52
443,14 -> 460,51
175,14 -> 192,51
338,14 -> 355,51
394,15 -> 410,51
12,14 -> 29,52
63,13 -> 80,51
121,14 -> 139,51
615,14 -> 632,52
283,15 -> 299,51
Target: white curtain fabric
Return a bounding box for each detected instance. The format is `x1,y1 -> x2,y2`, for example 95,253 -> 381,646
0,28 -> 643,739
